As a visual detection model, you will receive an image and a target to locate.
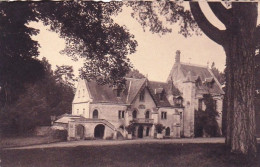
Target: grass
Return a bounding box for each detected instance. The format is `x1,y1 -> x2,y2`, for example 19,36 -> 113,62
1,143 -> 260,167
0,136 -> 62,149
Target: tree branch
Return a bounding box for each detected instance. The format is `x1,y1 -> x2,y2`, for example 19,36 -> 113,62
208,2 -> 231,26
189,2 -> 226,45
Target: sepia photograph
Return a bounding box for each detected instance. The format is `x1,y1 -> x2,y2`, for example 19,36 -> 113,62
0,0 -> 260,166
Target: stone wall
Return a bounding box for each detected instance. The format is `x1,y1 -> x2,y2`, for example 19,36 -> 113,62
158,107 -> 183,138
68,121 -> 116,140
130,87 -> 157,120
89,103 -> 127,128
182,81 -> 196,137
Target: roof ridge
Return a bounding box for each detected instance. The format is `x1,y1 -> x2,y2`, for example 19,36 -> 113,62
149,80 -> 168,84
180,62 -> 208,68
125,77 -> 146,80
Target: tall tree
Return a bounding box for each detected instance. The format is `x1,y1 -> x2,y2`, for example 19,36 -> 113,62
35,1 -> 137,87
129,1 -> 258,156
0,2 -> 44,108
190,2 -> 257,156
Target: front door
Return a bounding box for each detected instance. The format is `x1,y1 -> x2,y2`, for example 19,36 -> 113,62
76,125 -> 85,140
94,124 -> 105,139
138,126 -> 143,138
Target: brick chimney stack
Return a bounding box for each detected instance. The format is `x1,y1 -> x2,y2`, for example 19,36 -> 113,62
175,50 -> 181,63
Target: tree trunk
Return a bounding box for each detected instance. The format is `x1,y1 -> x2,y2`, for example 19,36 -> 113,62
224,7 -> 257,155
190,2 -> 258,156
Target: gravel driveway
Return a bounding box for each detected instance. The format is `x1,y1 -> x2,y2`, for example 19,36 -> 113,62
4,137 -> 226,150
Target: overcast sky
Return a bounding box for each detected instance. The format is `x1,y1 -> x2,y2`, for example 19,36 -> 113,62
29,2 -> 260,82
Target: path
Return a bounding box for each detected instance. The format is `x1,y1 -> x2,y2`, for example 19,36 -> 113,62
5,137 -> 226,150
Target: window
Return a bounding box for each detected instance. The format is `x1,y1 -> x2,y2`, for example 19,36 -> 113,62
214,100 -> 217,110
145,110 -> 150,119
122,111 -> 125,118
139,89 -> 145,101
159,90 -> 165,101
78,90 -> 80,98
161,111 -> 167,119
198,99 -> 203,110
175,97 -> 183,107
165,127 -> 170,136
133,110 -> 137,119
93,110 -> 98,118
146,127 -> 150,136
82,89 -> 85,97
83,108 -> 85,115
179,112 -> 183,120
118,110 -> 125,119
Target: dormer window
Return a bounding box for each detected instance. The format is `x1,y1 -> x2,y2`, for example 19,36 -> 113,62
159,90 -> 165,101
205,77 -> 215,88
82,89 -> 85,97
140,89 -> 145,101
174,96 -> 183,107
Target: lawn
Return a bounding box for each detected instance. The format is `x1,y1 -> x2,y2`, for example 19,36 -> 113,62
0,136 -> 62,149
1,143 -> 259,167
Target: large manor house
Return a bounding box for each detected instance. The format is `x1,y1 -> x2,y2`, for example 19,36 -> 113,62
54,51 -> 224,140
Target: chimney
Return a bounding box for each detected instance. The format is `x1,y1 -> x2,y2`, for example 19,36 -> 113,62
175,50 -> 180,63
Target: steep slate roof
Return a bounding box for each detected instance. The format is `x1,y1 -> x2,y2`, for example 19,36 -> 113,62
84,78 -> 180,107
86,81 -> 127,104
148,81 -> 180,107
125,78 -> 146,104
180,63 -> 224,95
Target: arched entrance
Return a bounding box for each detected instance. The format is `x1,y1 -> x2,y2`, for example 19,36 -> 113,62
76,124 -> 85,139
133,110 -> 137,119
138,126 -> 143,138
94,124 -> 105,139
145,110 -> 150,119
146,127 -> 150,136
165,127 -> 170,136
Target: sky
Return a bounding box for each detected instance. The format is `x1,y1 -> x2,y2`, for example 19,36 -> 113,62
29,2 -> 259,82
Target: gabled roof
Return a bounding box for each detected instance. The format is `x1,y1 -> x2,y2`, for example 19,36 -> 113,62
86,80 -> 128,104
148,81 -> 180,107
177,63 -> 224,95
125,78 -> 146,104
83,78 -> 180,107
180,63 -> 212,81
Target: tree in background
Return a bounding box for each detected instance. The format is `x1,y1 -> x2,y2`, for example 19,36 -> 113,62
0,1 -> 137,106
125,69 -> 145,79
0,1 -> 137,134
210,62 -> 225,85
0,58 -> 75,134
0,2 -> 44,108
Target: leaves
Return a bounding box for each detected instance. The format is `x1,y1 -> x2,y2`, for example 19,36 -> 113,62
127,1 -> 200,37
35,1 -> 137,87
0,2 -> 44,107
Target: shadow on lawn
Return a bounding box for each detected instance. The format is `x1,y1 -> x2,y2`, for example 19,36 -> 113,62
0,143 -> 259,167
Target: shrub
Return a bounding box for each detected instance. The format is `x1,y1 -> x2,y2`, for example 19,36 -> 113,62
155,124 -> 165,134
195,94 -> 221,137
125,124 -> 135,134
51,129 -> 68,141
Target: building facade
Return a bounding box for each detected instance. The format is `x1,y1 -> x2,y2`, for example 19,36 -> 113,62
55,50 -> 224,140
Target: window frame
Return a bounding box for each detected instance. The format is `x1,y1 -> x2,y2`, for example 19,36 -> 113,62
139,89 -> 145,102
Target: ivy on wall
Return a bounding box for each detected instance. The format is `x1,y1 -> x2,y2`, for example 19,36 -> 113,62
195,94 -> 221,137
